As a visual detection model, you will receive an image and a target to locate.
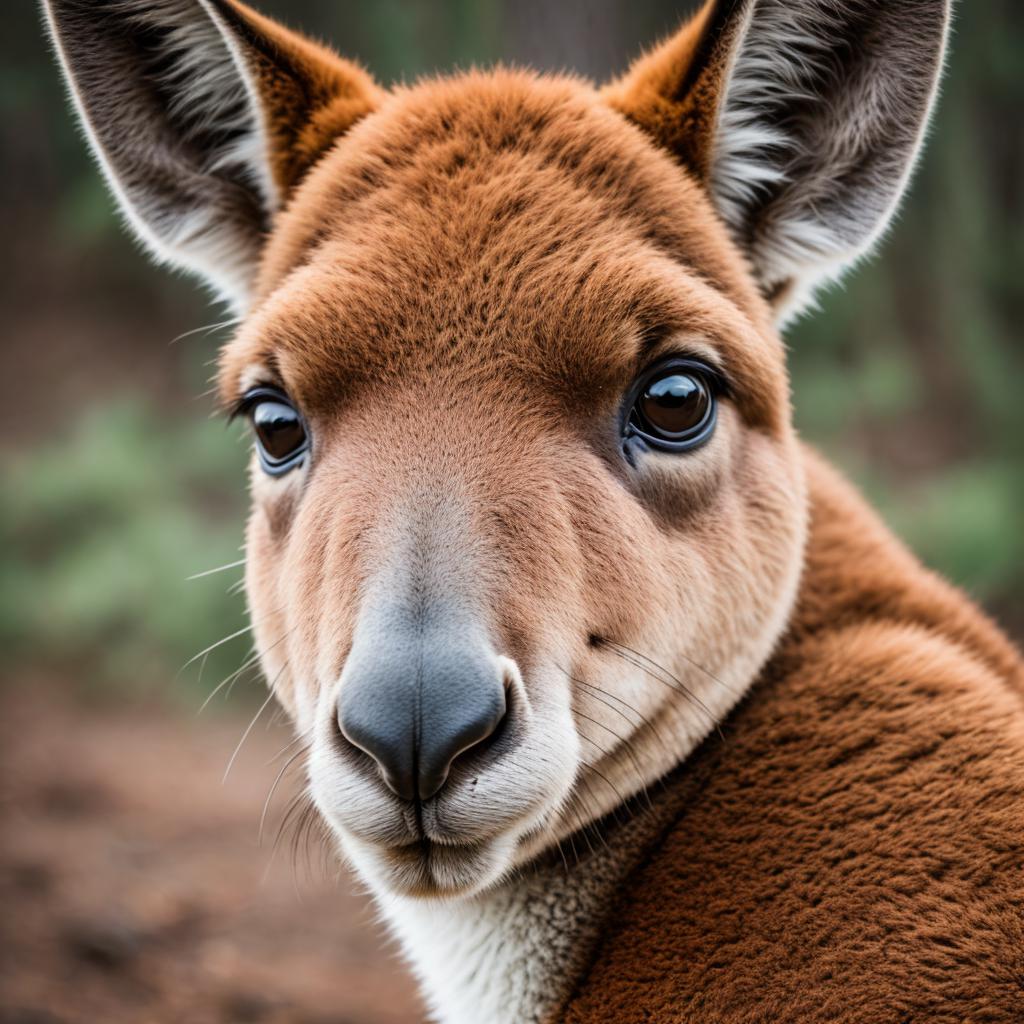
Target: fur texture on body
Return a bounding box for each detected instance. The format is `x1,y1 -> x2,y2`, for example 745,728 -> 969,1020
562,452 -> 1024,1023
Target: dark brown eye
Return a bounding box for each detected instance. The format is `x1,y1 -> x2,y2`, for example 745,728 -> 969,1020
245,393 -> 309,474
639,373 -> 710,437
625,360 -> 719,454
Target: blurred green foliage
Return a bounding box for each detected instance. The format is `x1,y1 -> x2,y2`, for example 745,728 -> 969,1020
0,404 -> 251,700
0,1 -> 1020,704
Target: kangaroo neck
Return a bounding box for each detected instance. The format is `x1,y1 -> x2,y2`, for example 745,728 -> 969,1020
375,773 -> 693,1024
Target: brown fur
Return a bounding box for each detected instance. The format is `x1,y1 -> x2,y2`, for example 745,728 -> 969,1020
213,0 -> 381,191
45,0 -> 1022,1019
602,0 -> 741,182
218,69 -> 807,834
564,453 -> 1024,1022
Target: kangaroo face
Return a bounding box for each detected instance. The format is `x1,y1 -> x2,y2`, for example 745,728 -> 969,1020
46,0 -> 948,899
218,76 -> 805,896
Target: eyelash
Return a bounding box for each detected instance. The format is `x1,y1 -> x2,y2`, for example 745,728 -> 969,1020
228,385 -> 281,422
232,385 -> 311,476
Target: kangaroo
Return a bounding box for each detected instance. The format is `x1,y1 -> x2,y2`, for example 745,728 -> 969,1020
44,1 -> 1024,1021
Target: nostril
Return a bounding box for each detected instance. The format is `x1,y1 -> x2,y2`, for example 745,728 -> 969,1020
416,684 -> 508,801
335,634 -> 521,804
470,664 -> 517,754
449,688 -> 512,768
336,701 -> 420,802
333,708 -> 378,770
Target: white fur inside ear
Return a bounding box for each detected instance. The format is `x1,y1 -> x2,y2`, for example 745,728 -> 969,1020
709,0 -> 951,325
44,0 -> 280,312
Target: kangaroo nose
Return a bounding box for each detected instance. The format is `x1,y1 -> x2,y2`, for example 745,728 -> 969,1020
336,611 -> 509,802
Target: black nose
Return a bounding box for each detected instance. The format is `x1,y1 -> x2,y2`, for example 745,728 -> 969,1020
336,611 -> 509,802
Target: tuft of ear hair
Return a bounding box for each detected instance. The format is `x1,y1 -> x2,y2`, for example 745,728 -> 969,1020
42,0 -> 380,311
605,0 -> 952,324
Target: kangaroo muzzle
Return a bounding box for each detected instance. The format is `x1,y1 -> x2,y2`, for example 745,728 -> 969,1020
337,595 -> 510,803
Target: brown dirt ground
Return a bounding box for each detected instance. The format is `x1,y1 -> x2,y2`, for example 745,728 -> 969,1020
0,684 -> 425,1024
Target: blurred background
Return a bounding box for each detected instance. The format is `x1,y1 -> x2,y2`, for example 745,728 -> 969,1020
1,1 -> 1021,1022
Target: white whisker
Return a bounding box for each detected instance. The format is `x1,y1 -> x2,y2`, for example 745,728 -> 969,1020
258,746 -> 308,846
198,647 -> 259,714
186,558 -> 246,581
180,623 -> 251,672
198,627 -> 292,714
170,315 -> 240,346
222,690 -> 275,784
267,729 -> 310,766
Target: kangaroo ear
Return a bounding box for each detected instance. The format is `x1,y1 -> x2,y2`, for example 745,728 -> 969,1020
604,0 -> 952,323
43,0 -> 381,311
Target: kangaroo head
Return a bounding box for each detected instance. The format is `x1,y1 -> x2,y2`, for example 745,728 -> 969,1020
46,0 -> 949,898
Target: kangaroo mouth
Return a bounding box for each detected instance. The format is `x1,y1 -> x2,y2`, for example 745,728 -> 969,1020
371,835 -> 511,899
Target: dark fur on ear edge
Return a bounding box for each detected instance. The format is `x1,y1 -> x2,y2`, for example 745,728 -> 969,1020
605,0 -> 953,324
42,0 -> 379,310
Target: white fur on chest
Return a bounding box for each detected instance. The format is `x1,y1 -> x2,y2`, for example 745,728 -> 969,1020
381,873 -> 595,1024
373,801 -> 679,1024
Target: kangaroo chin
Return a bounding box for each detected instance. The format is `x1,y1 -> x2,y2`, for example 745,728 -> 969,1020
47,1 -> 1024,1022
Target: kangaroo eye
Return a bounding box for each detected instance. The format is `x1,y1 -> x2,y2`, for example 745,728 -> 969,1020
625,360 -> 718,453
242,390 -> 309,475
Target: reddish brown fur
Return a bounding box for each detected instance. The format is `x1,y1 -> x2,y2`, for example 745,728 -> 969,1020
603,0 -> 741,181
47,0 -> 1024,1018
563,455 -> 1024,1022
209,11 -> 1023,1016
218,0 -> 382,192
219,68 -> 804,733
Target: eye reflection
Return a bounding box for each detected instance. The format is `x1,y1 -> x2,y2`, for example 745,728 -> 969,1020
253,401 -> 306,462
638,373 -> 710,438
625,359 -> 719,455
240,389 -> 309,474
